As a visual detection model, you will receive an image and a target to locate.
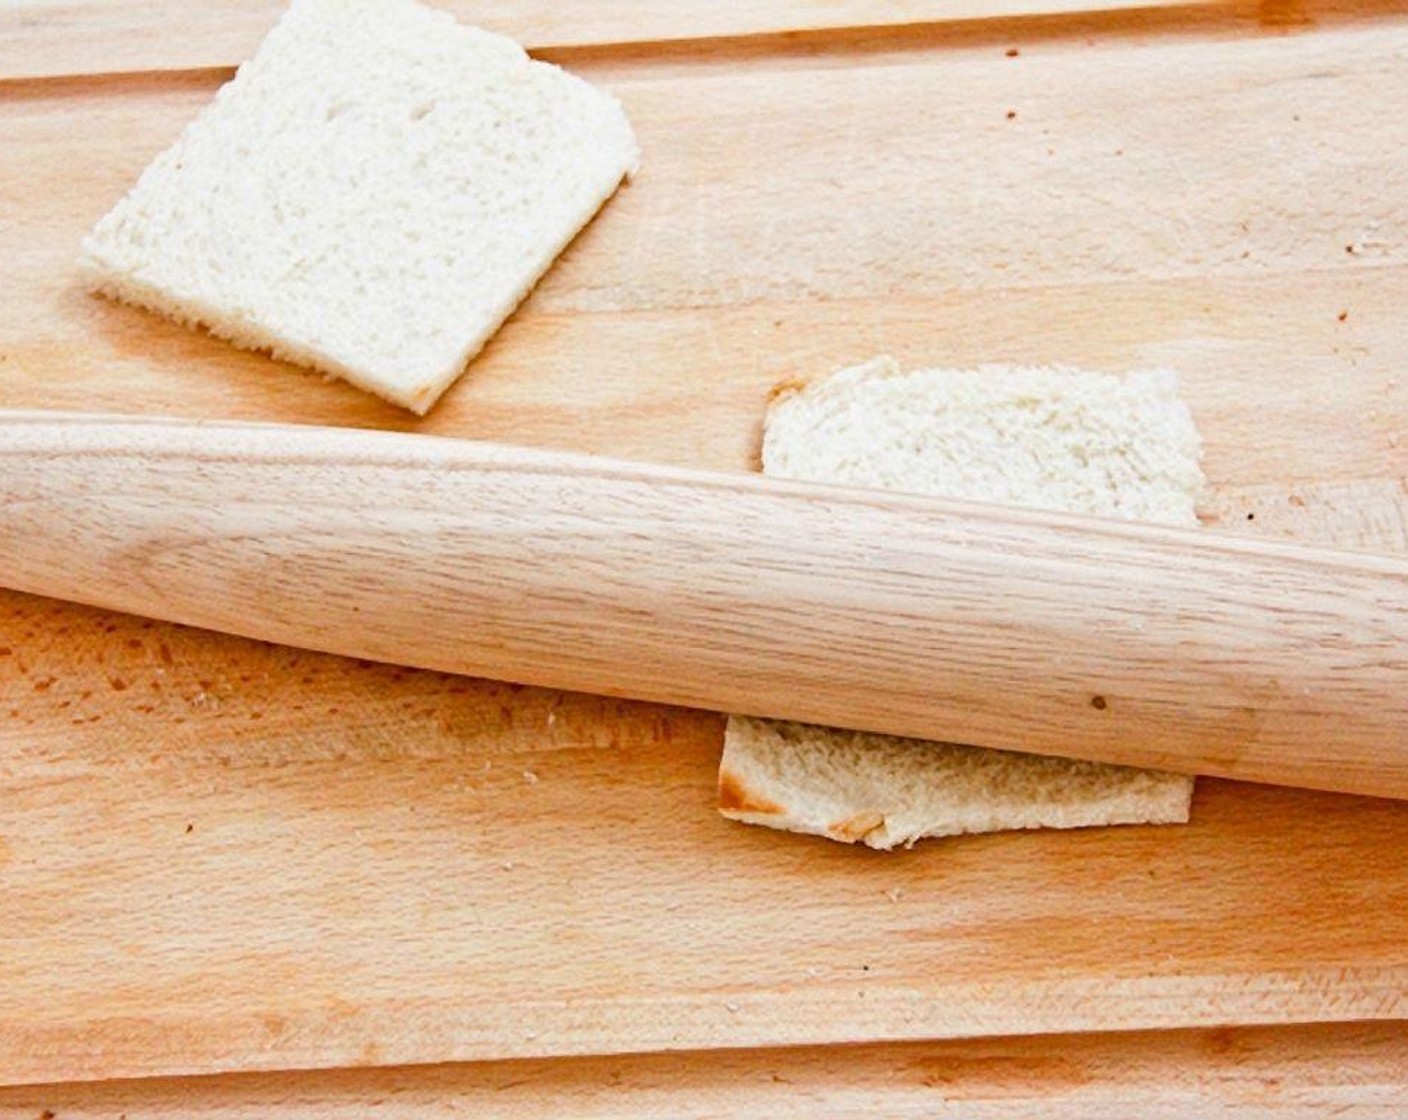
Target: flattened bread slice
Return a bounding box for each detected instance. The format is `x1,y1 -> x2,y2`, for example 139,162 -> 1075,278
720,357 -> 1205,849
80,0 -> 639,414
722,718 -> 1198,848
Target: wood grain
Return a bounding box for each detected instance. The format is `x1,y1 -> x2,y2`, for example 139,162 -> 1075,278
2,0 -> 1408,1092
3,1022 -> 1406,1118
3,15 -> 1406,476
6,411 -> 1408,798
0,0 -> 1212,83
3,569 -> 1408,1085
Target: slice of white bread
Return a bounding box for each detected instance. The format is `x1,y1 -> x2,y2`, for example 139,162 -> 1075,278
79,0 -> 639,414
720,356 -> 1205,849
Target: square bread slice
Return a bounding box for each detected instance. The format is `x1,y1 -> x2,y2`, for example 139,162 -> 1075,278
79,0 -> 639,414
720,356 -> 1206,850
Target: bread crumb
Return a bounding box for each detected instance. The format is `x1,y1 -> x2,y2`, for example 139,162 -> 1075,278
725,1002 -> 740,1013
885,887 -> 904,903
501,860 -> 515,871
522,769 -> 539,785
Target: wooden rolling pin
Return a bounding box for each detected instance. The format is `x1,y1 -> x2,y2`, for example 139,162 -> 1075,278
1,409 -> 1405,799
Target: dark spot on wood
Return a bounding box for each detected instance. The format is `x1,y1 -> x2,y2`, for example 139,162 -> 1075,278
185,823 -> 194,834
1246,512 -> 1256,521
1005,47 -> 1019,57
1006,110 -> 1017,120
1091,695 -> 1108,710
109,677 -> 128,691
1338,310 -> 1348,321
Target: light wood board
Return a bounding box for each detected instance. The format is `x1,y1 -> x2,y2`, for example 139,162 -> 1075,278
2,0 -> 1408,1094
0,0 -> 1213,82
2,1022 -> 1406,1119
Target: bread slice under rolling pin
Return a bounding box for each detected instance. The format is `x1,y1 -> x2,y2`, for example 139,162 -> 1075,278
79,0 -> 638,414
719,356 -> 1206,849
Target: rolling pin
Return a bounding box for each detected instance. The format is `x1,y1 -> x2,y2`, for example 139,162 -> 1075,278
1,409 -> 1405,800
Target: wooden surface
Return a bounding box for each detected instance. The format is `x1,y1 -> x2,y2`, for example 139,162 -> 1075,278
3,0 -> 1408,1101
3,1022 -> 1406,1118
0,0 -> 1210,82
7,411 -> 1408,798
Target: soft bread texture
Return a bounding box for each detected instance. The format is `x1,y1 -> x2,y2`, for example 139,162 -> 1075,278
764,357 -> 1204,523
79,0 -> 639,414
721,357 -> 1204,849
722,718 -> 1199,848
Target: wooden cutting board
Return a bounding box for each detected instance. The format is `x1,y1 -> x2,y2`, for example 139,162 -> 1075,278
3,0 -> 1408,1095
2,1022 -> 1406,1118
